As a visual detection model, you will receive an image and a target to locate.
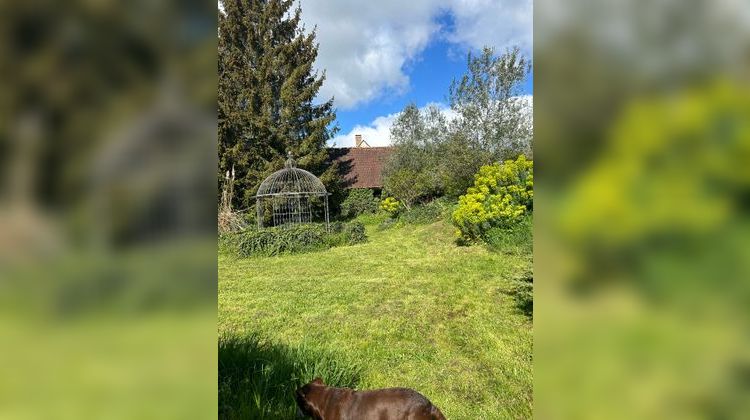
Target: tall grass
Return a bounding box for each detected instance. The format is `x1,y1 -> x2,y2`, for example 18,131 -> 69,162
218,335 -> 361,419
219,222 -> 367,258
398,197 -> 454,225
484,214 -> 533,255
370,197 -> 455,231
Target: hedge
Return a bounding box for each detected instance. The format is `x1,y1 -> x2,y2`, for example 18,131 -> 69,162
220,222 -> 367,258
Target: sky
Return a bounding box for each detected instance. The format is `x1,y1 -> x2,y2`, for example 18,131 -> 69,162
295,0 -> 533,147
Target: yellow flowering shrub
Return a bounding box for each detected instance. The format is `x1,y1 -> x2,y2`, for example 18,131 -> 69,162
452,155 -> 533,242
380,196 -> 402,215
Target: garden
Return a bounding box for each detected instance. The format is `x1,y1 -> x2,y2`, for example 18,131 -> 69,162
218,156 -> 533,419
218,2 -> 533,416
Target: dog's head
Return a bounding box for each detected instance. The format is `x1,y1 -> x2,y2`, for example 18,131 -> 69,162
295,378 -> 325,419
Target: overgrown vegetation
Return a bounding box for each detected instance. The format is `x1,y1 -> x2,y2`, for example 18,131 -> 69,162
340,189 -> 379,218
374,197 -> 454,229
452,156 -> 533,243
484,214 -> 533,255
220,222 -> 367,258
397,197 -> 453,225
382,47 -> 532,205
329,221 -> 368,245
218,167 -> 248,234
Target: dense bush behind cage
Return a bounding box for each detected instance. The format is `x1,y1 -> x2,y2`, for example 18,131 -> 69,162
254,152 -> 330,230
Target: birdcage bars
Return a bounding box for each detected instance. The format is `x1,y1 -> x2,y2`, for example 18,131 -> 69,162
254,152 -> 330,231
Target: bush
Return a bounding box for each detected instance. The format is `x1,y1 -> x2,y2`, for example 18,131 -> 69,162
342,221 -> 367,244
340,189 -> 378,218
398,197 -> 453,225
354,211 -> 390,226
218,210 -> 248,234
380,197 -> 402,216
236,224 -> 329,257
484,214 -> 532,254
328,221 -> 367,246
452,155 -> 533,242
221,222 -> 367,258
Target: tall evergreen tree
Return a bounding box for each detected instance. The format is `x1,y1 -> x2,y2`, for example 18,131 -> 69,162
219,0 -> 338,208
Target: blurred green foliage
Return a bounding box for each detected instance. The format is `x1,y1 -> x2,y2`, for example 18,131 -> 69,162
535,1 -> 750,418
560,81 -> 750,296
0,0 -> 217,418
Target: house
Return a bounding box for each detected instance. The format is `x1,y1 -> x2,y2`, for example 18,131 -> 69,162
328,134 -> 392,192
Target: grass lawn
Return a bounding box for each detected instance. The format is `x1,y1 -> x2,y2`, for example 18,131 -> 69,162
218,219 -> 532,419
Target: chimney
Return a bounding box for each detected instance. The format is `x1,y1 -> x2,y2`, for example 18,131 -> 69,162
355,134 -> 363,147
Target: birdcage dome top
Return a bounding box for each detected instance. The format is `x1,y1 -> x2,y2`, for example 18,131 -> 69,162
255,152 -> 328,197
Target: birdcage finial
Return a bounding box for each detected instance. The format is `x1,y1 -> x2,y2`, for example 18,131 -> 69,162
284,151 -> 296,168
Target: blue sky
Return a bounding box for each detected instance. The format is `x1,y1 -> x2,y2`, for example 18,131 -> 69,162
334,38 -> 534,142
297,0 -> 532,147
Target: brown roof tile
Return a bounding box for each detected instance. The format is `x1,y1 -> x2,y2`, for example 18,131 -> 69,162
328,147 -> 393,189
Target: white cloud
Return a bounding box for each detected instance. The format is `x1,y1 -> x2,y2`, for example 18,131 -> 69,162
300,0 -> 441,109
329,112 -> 400,148
300,0 -> 532,109
447,0 -> 533,53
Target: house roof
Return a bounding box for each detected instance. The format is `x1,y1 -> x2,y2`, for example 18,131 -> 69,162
328,147 -> 393,189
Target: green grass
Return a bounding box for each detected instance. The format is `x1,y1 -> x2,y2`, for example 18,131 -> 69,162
219,220 -> 532,419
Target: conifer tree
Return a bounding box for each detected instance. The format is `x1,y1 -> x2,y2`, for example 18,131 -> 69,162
219,0 -> 338,208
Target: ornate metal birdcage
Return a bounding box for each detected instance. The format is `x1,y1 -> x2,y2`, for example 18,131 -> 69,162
254,152 -> 330,230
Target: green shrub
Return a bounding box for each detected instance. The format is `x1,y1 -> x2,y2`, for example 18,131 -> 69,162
354,211 -> 390,226
222,222 -> 367,258
340,189 -> 378,218
452,155 -> 533,242
380,197 -> 402,216
235,224 -> 329,257
219,232 -> 242,256
328,221 -> 367,246
343,221 -> 367,244
399,197 -> 454,225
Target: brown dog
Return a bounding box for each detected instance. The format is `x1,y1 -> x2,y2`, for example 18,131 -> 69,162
294,378 -> 446,420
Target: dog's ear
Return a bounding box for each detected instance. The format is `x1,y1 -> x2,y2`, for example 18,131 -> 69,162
312,377 -> 324,385
295,388 -> 310,413
295,386 -> 323,419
